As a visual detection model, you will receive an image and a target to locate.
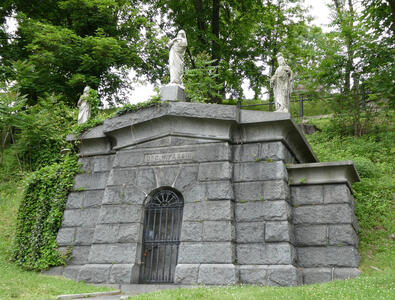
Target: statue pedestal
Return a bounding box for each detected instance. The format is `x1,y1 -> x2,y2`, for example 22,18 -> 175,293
160,85 -> 186,102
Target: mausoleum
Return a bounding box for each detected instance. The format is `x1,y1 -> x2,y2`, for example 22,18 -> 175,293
54,101 -> 361,286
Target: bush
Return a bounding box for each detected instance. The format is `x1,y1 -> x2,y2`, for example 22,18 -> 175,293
12,155 -> 80,271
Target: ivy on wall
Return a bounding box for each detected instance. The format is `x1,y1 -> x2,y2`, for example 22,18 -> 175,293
12,155 -> 80,271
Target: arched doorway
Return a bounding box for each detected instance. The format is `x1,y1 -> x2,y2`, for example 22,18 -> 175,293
140,188 -> 184,283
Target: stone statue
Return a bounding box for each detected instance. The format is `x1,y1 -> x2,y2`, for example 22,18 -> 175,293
167,30 -> 187,86
77,86 -> 91,124
270,55 -> 294,113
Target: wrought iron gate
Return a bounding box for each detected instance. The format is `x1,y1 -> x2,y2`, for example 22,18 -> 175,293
140,189 -> 183,283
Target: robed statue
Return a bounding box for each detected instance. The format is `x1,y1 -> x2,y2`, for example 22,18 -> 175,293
270,55 -> 294,113
77,86 -> 91,124
167,30 -> 187,86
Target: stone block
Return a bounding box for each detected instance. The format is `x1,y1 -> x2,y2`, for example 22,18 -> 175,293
56,228 -> 75,246
67,246 -> 91,265
235,180 -> 289,202
293,204 -> 353,224
136,168 -> 157,193
198,264 -> 237,285
236,222 -> 265,243
202,221 -> 234,241
198,162 -> 232,181
297,246 -> 360,267
260,142 -> 292,162
237,243 -> 295,265
154,165 -> 182,187
183,201 -> 233,221
266,265 -> 301,286
107,168 -> 137,186
295,225 -> 327,246
233,144 -> 260,162
98,205 -> 142,224
239,265 -> 267,284
109,264 -> 133,284
180,222 -> 202,242
88,243 -> 137,264
173,164 -> 199,191
291,185 -> 324,206
78,264 -> 112,283
234,161 -> 287,182
160,85 -> 186,101
93,155 -> 114,172
73,172 -> 108,190
66,192 -> 84,209
302,268 -> 332,284
265,221 -> 293,242
74,227 -> 95,245
63,265 -> 81,281
329,225 -> 358,246
333,268 -> 361,280
236,201 -> 291,222
93,224 -> 119,244
263,180 -> 290,201
63,209 -> 101,227
118,224 -> 141,243
178,242 -> 234,264
183,183 -> 207,203
174,264 -> 199,284
324,184 -> 352,204
83,190 -> 104,208
206,181 -> 234,200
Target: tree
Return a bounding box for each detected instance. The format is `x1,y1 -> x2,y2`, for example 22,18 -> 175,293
0,0 -> 166,106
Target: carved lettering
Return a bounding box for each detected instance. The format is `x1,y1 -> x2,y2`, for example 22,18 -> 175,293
144,152 -> 194,162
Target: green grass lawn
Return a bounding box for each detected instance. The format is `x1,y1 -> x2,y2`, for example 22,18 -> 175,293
0,180 -> 113,300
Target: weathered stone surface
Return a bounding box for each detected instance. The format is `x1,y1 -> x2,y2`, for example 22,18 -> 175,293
329,225 -> 358,246
57,228 -> 75,246
78,137 -> 112,157
93,223 -> 141,244
183,201 -> 233,221
66,246 -> 91,265
103,186 -> 146,205
107,168 -> 137,186
239,265 -> 267,284
333,268 -> 361,280
291,185 -> 324,206
80,155 -> 114,173
198,162 -> 232,181
198,264 -> 237,285
98,205 -> 142,224
236,201 -> 291,222
75,227 -> 95,245
180,222 -> 202,242
302,268 -> 332,284
295,225 -> 327,246
62,208 -> 100,227
263,180 -> 290,201
88,243 -> 137,264
206,181 -> 234,200
83,190 -> 104,208
66,192 -> 84,209
236,222 -> 265,243
160,85 -> 186,101
235,180 -> 289,202
261,142 -> 293,162
78,264 -> 112,283
297,246 -> 360,267
63,265 -> 81,281
265,221 -> 293,242
234,161 -> 287,182
266,265 -> 301,286
136,168 -> 157,193
183,183 -> 207,203
178,242 -> 234,264
174,264 -> 199,284
324,184 -> 352,204
73,172 -> 108,190
202,221 -> 234,241
237,243 -> 295,265
113,143 -> 231,167
173,164 -> 199,191
109,264 -> 133,284
233,144 -> 260,162
294,204 -> 353,224
154,165 -> 182,187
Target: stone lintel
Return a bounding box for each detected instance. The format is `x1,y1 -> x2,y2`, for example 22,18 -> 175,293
287,161 -> 360,187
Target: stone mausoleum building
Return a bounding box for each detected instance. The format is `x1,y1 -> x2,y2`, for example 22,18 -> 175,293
54,102 -> 361,286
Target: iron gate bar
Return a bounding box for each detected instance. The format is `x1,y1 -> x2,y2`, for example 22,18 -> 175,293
140,189 -> 183,283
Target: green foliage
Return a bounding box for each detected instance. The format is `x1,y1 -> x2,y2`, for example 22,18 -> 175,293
184,52 -> 223,103
307,118 -> 395,268
114,97 -> 161,116
12,155 -> 80,271
82,88 -> 101,118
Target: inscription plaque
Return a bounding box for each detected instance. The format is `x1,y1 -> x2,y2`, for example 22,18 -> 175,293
144,151 -> 194,162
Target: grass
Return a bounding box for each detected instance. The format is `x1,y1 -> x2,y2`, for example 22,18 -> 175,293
0,158 -> 113,299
